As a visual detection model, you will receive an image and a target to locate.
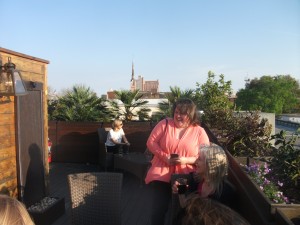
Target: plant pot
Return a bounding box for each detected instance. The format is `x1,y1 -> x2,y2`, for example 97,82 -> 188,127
28,197 -> 65,225
227,153 -> 300,225
234,156 -> 272,166
275,207 -> 300,225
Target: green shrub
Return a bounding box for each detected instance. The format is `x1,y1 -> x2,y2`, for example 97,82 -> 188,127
270,130 -> 300,186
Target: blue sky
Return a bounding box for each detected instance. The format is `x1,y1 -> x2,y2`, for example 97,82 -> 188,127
1,0 -> 299,96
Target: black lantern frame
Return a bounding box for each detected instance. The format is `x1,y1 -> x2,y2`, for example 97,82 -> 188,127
0,57 -> 28,96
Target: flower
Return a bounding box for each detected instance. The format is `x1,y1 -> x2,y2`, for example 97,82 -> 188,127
246,162 -> 289,204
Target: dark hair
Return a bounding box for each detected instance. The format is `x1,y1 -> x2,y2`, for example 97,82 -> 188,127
182,197 -> 250,225
172,98 -> 199,126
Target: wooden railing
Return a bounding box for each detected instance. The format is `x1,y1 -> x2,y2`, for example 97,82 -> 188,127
48,121 -> 156,163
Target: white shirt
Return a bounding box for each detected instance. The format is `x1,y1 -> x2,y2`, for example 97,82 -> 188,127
105,128 -> 125,146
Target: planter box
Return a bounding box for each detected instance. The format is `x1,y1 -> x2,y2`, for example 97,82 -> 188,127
275,207 -> 300,225
227,153 -> 300,225
28,197 -> 65,225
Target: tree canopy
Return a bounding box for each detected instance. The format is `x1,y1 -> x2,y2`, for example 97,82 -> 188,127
48,84 -> 111,121
236,75 -> 300,114
194,71 -> 234,126
158,86 -> 196,118
109,90 -> 150,121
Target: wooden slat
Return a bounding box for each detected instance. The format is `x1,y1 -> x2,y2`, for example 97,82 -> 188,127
0,125 -> 15,149
0,146 -> 15,158
0,47 -> 49,64
0,178 -> 18,197
0,101 -> 14,113
0,114 -> 14,124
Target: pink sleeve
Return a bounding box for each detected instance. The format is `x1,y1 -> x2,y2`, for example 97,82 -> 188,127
146,119 -> 169,162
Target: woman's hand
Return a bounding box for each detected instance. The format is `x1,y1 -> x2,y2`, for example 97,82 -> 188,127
169,157 -> 187,165
172,181 -> 179,194
168,157 -> 179,165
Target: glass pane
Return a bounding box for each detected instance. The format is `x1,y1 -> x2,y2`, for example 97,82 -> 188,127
0,72 -> 14,95
13,71 -> 28,96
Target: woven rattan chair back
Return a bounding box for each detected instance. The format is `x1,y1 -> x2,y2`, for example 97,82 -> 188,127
98,128 -> 114,171
68,172 -> 123,225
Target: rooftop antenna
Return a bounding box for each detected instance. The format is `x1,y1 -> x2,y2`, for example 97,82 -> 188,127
244,75 -> 250,84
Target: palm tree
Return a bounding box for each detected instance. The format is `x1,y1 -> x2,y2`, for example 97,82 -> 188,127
158,86 -> 195,117
50,84 -> 112,121
109,90 -> 149,121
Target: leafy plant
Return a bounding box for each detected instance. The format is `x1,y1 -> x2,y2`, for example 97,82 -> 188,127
270,130 -> 300,186
49,84 -> 112,122
195,71 -> 233,122
236,75 -> 300,114
194,72 -> 273,157
109,90 -> 149,121
158,86 -> 196,118
246,162 -> 289,204
225,111 -> 273,157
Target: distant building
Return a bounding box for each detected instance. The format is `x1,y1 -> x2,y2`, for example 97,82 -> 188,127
226,91 -> 237,103
130,62 -> 159,93
279,114 -> 300,124
104,62 -> 166,100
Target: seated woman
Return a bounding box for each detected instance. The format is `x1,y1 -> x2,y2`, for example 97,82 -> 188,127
181,196 -> 250,225
172,144 -> 238,223
105,119 -> 130,154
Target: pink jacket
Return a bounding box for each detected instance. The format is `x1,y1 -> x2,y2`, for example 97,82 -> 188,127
145,118 -> 210,184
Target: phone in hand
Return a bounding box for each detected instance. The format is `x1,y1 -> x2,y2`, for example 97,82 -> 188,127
171,153 -> 179,159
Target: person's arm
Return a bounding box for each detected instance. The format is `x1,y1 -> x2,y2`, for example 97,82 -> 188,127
146,119 -> 171,164
122,135 -> 130,145
178,194 -> 188,208
172,182 -> 197,208
173,156 -> 197,165
173,126 -> 210,165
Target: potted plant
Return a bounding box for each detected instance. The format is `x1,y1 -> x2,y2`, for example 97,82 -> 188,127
227,151 -> 300,225
275,207 -> 300,225
27,197 -> 65,225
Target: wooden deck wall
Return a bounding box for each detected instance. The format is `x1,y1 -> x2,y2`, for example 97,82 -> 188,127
0,96 -> 17,197
0,48 -> 49,198
48,121 -> 156,164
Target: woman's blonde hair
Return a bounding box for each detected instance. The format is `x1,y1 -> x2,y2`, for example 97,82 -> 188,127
112,119 -> 123,129
0,194 -> 35,225
202,144 -> 228,196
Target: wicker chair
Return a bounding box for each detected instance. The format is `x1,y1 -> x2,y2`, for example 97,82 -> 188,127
98,128 -> 114,171
68,172 -> 123,225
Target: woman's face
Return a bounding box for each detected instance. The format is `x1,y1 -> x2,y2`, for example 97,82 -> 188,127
173,107 -> 190,128
195,155 -> 206,175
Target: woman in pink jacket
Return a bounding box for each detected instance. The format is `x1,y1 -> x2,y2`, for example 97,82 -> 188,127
145,98 -> 210,225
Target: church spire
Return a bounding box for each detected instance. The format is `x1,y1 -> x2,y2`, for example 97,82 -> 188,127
130,61 -> 136,91
131,61 -> 134,81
